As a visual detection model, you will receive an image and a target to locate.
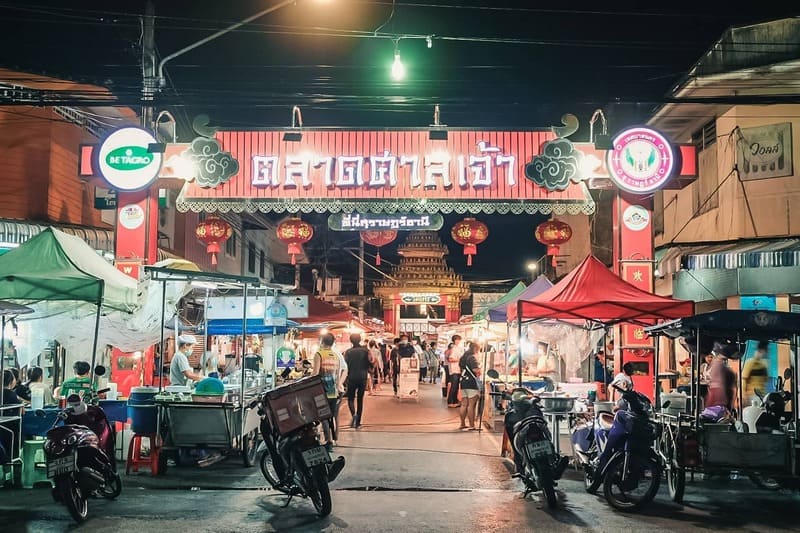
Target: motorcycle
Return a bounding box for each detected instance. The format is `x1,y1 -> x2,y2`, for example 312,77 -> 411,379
490,374 -> 568,508
252,382 -> 346,517
581,384 -> 661,512
570,399 -> 615,493
39,368 -> 120,523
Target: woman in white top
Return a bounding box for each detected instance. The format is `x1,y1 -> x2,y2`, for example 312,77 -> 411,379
26,366 -> 55,406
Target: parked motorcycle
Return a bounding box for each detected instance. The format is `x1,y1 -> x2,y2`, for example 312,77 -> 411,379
490,373 -> 568,508
581,384 -> 661,512
252,380 -> 346,517
570,399 -> 615,493
39,368 -> 120,523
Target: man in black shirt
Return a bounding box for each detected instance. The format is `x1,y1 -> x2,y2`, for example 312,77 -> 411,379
344,333 -> 371,428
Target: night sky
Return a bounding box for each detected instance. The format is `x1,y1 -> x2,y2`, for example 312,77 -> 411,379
1,1 -> 797,293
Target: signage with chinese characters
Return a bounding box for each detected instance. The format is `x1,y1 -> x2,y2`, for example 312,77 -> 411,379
179,130 -> 595,210
328,213 -> 444,231
607,127 -> 675,194
97,127 -> 162,191
620,262 -> 655,348
400,293 -> 441,304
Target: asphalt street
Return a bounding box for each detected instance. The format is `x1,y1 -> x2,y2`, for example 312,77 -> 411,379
2,380 -> 799,532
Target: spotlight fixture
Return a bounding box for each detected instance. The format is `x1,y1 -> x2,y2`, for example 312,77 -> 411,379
282,105 -> 303,142
426,35 -> 432,48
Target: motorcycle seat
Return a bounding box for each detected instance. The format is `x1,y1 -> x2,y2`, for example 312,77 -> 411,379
598,412 -> 615,431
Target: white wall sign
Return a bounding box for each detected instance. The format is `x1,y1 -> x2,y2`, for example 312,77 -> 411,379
98,127 -> 162,191
737,122 -> 793,181
118,204 -> 145,230
622,205 -> 650,232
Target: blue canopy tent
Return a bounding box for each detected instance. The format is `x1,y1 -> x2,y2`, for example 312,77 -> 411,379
488,275 -> 553,322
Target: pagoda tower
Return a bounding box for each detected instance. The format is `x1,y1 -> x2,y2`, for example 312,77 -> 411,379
373,231 -> 470,335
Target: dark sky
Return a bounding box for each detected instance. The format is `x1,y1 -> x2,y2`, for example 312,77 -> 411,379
1,1 -> 797,293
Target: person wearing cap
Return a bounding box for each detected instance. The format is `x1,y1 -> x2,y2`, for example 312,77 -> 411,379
171,335 -> 203,387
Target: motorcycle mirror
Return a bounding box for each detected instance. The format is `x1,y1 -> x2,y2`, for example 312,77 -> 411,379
661,401 -> 671,410
754,388 -> 764,400
486,369 -> 500,380
776,377 -> 783,391
34,409 -> 47,418
784,368 -> 792,380
94,365 -> 107,377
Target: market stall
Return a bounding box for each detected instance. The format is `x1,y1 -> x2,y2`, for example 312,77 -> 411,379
144,267 -> 273,470
506,255 -> 695,394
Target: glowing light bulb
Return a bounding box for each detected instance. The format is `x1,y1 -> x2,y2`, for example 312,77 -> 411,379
426,36 -> 432,48
391,51 -> 405,81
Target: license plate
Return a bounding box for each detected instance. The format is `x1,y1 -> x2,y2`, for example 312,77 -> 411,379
47,453 -> 76,478
526,440 -> 553,459
301,446 -> 331,468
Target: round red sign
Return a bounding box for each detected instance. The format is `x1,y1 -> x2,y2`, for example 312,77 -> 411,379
607,127 -> 674,194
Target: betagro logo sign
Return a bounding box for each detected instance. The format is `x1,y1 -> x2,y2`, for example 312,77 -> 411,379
105,146 -> 153,171
98,127 -> 162,191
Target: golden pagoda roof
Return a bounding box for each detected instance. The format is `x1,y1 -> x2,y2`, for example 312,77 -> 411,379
373,231 -> 470,300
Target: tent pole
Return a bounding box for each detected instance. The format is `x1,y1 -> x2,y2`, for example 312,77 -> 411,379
1,316 -> 5,406
240,283 -> 248,446
479,334 -> 488,434
517,300 -> 523,388
505,322 -> 510,389
653,332 -> 660,410
89,285 -> 103,385
694,329 -> 700,426
158,279 -> 167,393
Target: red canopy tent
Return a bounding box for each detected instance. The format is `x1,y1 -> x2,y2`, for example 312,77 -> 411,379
507,255 -> 694,325
505,255 -> 694,391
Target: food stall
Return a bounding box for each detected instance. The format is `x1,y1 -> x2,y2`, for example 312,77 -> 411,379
145,267 -> 294,470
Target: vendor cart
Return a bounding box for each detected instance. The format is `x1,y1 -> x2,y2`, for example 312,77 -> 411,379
645,310 -> 800,502
157,393 -> 262,469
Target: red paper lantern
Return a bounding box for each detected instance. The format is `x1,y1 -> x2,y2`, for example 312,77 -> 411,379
360,230 -> 397,266
276,217 -> 314,265
195,216 -> 233,267
535,218 -> 572,267
450,217 -> 489,266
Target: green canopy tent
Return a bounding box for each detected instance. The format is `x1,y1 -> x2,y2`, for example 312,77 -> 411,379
0,228 -> 139,380
472,281 -> 528,323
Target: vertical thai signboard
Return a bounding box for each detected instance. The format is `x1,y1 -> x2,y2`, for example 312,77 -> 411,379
608,127 -> 676,400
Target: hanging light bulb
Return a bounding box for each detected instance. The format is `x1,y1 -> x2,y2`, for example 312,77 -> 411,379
426,35 -> 433,48
391,41 -> 405,81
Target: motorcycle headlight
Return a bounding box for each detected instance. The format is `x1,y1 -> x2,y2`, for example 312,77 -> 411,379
62,434 -> 79,446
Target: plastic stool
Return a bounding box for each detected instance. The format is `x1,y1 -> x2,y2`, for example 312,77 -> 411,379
126,434 -> 160,476
22,439 -> 52,489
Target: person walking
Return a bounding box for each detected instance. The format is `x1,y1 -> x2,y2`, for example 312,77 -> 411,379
447,335 -> 465,407
418,341 -> 429,383
344,333 -> 371,428
458,341 -> 482,430
369,340 -> 383,392
427,341 -> 439,384
312,333 -> 347,450
389,338 -> 401,396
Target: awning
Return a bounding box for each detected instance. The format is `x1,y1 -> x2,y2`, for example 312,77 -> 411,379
657,239 -> 800,276
0,218 -> 114,253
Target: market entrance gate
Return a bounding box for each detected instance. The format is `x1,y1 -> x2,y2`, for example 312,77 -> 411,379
80,122 -> 698,403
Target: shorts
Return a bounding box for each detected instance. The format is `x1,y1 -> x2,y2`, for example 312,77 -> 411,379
462,388 -> 480,399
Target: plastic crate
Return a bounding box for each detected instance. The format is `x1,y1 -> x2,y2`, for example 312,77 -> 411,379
265,375 -> 332,436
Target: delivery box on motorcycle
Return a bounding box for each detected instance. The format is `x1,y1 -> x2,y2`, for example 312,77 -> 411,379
265,375 -> 333,435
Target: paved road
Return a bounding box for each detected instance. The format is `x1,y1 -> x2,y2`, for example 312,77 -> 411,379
2,381 -> 799,532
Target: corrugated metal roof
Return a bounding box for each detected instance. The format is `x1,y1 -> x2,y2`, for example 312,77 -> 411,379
658,239 -> 800,275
